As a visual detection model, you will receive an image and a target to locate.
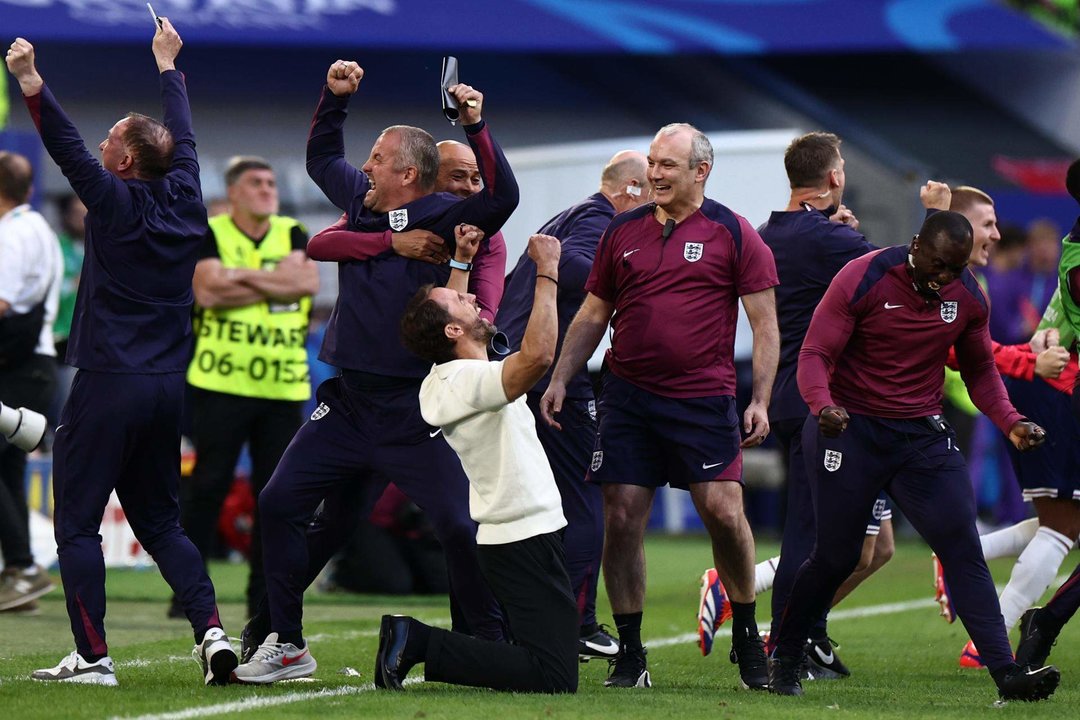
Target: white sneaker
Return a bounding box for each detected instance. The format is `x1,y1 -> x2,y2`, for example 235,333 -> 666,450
32,651 -> 118,686
193,627 -> 239,686
231,632 -> 316,684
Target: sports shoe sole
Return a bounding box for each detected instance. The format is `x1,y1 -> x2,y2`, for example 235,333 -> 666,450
232,658 -> 317,685
32,671 -> 118,686
205,645 -> 239,686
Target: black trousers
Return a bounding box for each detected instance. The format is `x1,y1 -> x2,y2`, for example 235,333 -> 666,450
0,354 -> 57,568
179,386 -> 302,615
424,531 -> 579,693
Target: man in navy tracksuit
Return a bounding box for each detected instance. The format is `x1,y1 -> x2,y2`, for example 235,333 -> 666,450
495,150 -> 647,660
6,21 -> 235,687
233,59 -> 519,683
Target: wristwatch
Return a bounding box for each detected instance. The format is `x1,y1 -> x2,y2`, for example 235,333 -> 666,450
448,258 -> 473,271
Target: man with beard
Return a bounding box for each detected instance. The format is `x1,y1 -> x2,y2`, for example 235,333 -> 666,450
377,231 -> 578,694
233,59 -> 517,684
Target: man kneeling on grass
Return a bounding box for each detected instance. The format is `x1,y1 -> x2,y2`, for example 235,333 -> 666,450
376,229 -> 577,694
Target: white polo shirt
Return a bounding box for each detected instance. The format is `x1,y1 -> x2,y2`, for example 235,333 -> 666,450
420,358 -> 566,546
0,204 -> 63,357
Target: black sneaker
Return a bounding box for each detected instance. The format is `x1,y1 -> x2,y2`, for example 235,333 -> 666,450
768,653 -> 805,696
579,625 -> 621,662
1015,608 -> 1060,668
240,611 -> 272,664
803,636 -> 850,679
730,629 -> 769,690
994,663 -> 1060,702
604,646 -> 651,688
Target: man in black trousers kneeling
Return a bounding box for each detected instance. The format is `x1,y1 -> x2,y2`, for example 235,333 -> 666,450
380,229 -> 576,693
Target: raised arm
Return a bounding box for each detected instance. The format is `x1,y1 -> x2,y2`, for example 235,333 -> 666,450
154,19 -> 199,195
439,85 -> 519,238
6,38 -> 127,215
470,231 -> 507,322
446,223 -> 484,295
501,234 -> 561,401
306,60 -> 369,213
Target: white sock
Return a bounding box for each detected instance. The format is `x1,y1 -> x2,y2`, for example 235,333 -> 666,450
980,518 -> 1039,560
998,526 -> 1073,630
755,556 -> 780,595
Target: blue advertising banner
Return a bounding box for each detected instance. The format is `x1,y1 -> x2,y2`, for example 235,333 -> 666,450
0,0 -> 1071,53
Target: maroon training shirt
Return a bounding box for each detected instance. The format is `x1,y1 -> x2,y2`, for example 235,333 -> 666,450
798,245 -> 1022,433
586,200 -> 778,398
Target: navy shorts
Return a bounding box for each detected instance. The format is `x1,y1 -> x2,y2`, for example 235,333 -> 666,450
1003,376 -> 1080,502
587,374 -> 741,489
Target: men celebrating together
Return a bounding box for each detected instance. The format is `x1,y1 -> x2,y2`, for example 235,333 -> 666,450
2,17 -> 1069,707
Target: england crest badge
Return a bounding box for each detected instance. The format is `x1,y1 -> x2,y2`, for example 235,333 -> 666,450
389,208 -> 409,231
823,449 -> 842,472
591,450 -> 604,472
683,242 -> 704,263
940,301 -> 957,323
310,402 -> 330,421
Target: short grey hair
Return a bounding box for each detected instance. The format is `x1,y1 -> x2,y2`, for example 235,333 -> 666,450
656,123 -> 713,169
382,125 -> 439,192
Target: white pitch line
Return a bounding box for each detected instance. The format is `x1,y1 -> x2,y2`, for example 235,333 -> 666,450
112,677 -> 426,720
113,595 -> 941,720
644,597 -> 938,649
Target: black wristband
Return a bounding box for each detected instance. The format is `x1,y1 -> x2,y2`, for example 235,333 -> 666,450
448,258 -> 473,271
537,274 -> 558,285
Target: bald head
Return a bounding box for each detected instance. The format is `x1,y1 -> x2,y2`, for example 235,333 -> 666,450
436,140 -> 481,199
600,150 -> 648,192
909,211 -> 973,296
0,151 -> 33,205
599,150 -> 649,212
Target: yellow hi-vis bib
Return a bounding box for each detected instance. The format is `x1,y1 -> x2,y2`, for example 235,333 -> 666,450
187,215 -> 312,401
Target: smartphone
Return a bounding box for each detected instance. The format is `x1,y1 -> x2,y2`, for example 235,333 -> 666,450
147,2 -> 163,28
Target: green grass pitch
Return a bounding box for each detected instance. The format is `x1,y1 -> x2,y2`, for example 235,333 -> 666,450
1,535 -> 1076,719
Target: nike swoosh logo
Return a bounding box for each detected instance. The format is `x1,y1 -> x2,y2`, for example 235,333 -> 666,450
815,647 -> 835,664
281,650 -> 309,667
583,638 -> 619,653
702,461 -> 725,470
429,429 -> 442,438
623,249 -> 641,259
884,302 -> 903,310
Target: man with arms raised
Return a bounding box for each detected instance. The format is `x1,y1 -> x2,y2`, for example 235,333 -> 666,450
5,21 -> 236,686
375,231 -> 578,694
234,60 -> 518,683
497,150 -> 649,661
